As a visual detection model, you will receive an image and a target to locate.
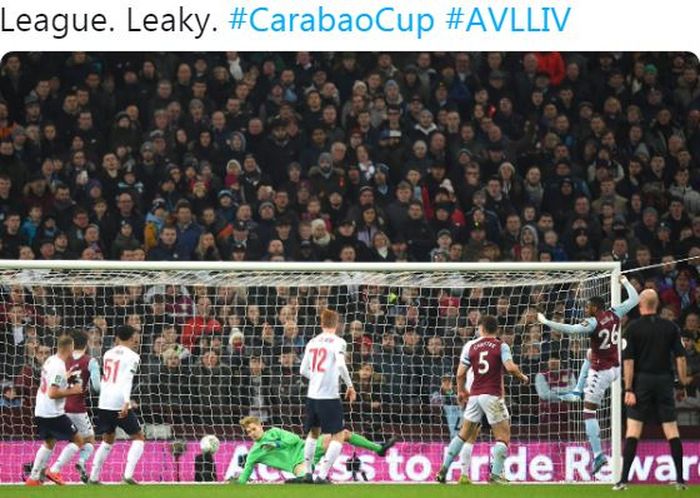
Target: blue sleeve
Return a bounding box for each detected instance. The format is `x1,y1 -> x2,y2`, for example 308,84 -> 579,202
542,317 -> 597,335
88,358 -> 101,393
500,343 -> 513,364
535,373 -> 560,401
612,280 -> 640,318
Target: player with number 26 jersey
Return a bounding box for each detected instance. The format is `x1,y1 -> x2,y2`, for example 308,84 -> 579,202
588,310 -> 620,370
537,275 -> 640,475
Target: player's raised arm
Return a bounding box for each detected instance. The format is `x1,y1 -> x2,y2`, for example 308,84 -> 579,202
537,312 -> 597,335
501,343 -> 529,384
611,275 -> 640,318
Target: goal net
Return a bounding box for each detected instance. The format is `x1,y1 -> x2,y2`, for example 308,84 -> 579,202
0,261 -> 620,483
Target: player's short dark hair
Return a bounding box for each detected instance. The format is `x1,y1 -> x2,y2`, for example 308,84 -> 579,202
116,325 -> 137,341
479,315 -> 499,334
72,330 -> 88,349
588,296 -> 606,311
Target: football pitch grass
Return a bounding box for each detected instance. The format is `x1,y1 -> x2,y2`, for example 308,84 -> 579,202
1,483 -> 690,498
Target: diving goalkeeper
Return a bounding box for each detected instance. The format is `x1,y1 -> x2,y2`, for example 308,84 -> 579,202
230,416 -> 396,484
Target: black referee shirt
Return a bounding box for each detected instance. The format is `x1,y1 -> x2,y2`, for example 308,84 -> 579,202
623,315 -> 685,374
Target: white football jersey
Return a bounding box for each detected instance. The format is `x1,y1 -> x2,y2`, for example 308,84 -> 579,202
35,355 -> 69,417
98,345 -> 140,410
300,332 -> 348,400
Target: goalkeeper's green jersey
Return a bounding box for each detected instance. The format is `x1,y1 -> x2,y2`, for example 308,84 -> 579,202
238,427 -> 325,483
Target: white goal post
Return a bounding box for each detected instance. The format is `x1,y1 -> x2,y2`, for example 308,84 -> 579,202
0,260 -> 621,483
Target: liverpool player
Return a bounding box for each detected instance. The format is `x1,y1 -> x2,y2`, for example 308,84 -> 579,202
47,330 -> 101,483
25,335 -> 84,486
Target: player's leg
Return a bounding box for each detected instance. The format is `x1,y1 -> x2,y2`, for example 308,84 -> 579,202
302,398 -> 321,477
436,396 -> 481,483
77,435 -> 96,483
120,411 -> 146,484
615,418 -> 643,490
457,421 -> 480,484
489,420 -> 511,483
27,433 -> 56,485
315,399 -> 345,482
341,428 -> 395,456
486,396 -> 511,484
43,415 -> 81,485
48,432 -> 84,477
562,355 -> 590,402
582,367 -> 613,473
89,410 -> 117,484
72,413 -> 96,482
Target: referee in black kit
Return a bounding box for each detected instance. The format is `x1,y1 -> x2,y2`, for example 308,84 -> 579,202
614,289 -> 691,491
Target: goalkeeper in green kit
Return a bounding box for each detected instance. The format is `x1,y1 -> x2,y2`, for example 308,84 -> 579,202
233,416 -> 396,484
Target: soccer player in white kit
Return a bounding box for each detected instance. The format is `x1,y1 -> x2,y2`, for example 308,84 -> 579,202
295,309 -> 356,484
89,325 -> 145,485
46,330 -> 102,483
26,335 -> 85,486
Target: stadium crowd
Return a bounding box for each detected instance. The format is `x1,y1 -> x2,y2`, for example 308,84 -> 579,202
1,52 -> 700,437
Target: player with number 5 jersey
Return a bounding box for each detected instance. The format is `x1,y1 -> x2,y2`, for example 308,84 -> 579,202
89,325 -> 145,485
537,275 -> 639,475
294,309 -> 356,485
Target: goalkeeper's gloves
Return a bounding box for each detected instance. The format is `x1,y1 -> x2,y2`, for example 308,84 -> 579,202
536,312 -> 547,324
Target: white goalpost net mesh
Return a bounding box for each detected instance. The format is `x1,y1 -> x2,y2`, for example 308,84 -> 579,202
0,264 -> 616,483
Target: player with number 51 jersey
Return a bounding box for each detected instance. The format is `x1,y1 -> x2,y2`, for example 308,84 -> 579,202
98,339 -> 140,411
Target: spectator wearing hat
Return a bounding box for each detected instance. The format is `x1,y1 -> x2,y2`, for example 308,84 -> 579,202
371,161 -> 394,207
225,219 -> 263,261
652,221 -> 675,257
326,217 -> 362,261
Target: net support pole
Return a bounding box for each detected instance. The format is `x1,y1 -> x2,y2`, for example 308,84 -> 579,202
610,266 -> 622,483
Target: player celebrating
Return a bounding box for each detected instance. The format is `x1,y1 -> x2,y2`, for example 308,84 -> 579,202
232,416 -> 396,483
537,275 -> 639,475
88,325 -> 145,485
25,335 -> 84,486
294,309 -> 356,484
46,330 -> 102,483
436,315 -> 529,484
